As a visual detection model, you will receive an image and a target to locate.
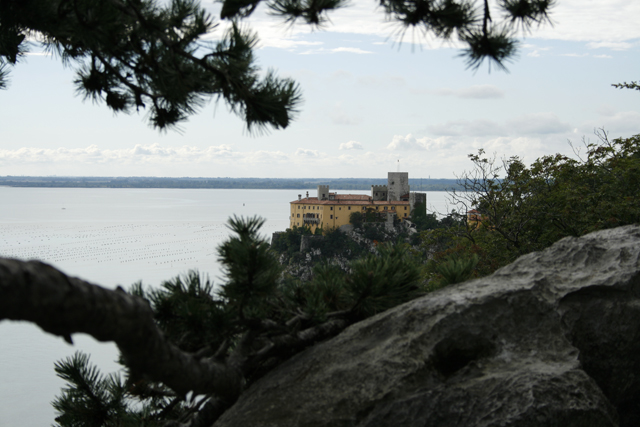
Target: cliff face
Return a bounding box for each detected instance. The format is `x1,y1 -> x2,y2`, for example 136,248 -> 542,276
278,221 -> 417,282
217,225 -> 640,427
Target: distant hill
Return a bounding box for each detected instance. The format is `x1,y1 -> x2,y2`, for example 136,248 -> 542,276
0,176 -> 461,191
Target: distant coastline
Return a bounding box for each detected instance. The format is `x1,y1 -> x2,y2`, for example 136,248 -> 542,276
0,176 -> 461,191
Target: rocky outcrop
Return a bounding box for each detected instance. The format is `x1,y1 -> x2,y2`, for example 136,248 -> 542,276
215,225 -> 640,427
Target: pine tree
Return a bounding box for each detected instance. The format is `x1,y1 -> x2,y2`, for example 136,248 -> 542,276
0,0 -> 555,129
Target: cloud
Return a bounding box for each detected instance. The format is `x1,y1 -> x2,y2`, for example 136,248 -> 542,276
532,1 -> 640,44
208,0 -> 640,53
587,41 -> 635,51
300,47 -> 374,55
330,70 -> 353,81
387,134 -> 426,151
386,134 -> 454,151
433,85 -> 504,99
24,51 -> 53,57
596,105 -> 617,117
0,144 -> 243,166
295,148 -> 321,158
457,85 -> 505,99
243,150 -> 289,163
339,140 -> 363,150
331,47 -> 373,54
561,53 -> 589,57
428,120 -> 503,137
506,113 -> 572,135
591,111 -> 640,135
478,136 -> 544,156
424,113 -> 573,139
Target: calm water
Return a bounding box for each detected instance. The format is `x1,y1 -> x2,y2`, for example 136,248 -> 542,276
0,187 -> 450,426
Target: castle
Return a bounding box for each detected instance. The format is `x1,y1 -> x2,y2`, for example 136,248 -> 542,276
289,172 -> 426,233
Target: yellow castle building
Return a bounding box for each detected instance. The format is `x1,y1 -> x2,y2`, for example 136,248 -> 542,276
289,172 -> 426,233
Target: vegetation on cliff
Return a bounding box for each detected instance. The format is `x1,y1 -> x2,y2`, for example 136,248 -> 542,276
422,130 -> 640,281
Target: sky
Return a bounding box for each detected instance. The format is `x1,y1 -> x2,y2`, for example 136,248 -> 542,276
0,0 -> 639,179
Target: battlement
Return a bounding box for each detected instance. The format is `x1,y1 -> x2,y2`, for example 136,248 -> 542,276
317,185 -> 330,201
371,185 -> 388,201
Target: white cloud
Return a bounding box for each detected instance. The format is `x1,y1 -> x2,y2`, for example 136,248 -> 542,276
0,144 -> 245,167
331,47 -> 373,54
387,134 -> 426,151
561,53 -> 589,57
339,141 -> 363,150
386,134 -> 453,151
295,148 -> 321,158
587,41 -> 635,51
205,0 -> 640,53
24,51 -> 53,57
243,150 -> 289,164
532,0 -> 640,44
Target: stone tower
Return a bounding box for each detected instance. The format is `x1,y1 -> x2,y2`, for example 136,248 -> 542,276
387,172 -> 409,201
317,185 -> 329,200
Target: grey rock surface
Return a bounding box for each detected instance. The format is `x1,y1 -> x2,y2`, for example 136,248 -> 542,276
216,225 -> 640,427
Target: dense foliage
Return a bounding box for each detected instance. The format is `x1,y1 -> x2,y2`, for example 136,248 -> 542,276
422,130 -> 640,281
1,0 -> 555,129
52,216 -> 425,426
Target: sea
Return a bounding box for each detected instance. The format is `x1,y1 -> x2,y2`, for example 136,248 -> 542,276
0,187 -> 451,427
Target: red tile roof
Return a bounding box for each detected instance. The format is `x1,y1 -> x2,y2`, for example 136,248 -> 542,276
291,196 -> 408,206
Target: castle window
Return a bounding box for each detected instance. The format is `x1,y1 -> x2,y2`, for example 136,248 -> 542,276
404,207 -> 407,210
384,206 -> 387,210
339,207 -> 341,210
330,207 -> 333,210
330,215 -> 333,219
297,214 -> 300,218
348,207 -> 351,210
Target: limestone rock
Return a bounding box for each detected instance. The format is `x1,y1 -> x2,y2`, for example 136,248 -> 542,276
216,225 -> 640,427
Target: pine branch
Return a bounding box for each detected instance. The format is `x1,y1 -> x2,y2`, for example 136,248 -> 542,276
0,258 -> 243,399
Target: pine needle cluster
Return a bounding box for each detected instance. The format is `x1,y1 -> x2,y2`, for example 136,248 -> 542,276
1,0 -> 557,128
52,215 -> 425,426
